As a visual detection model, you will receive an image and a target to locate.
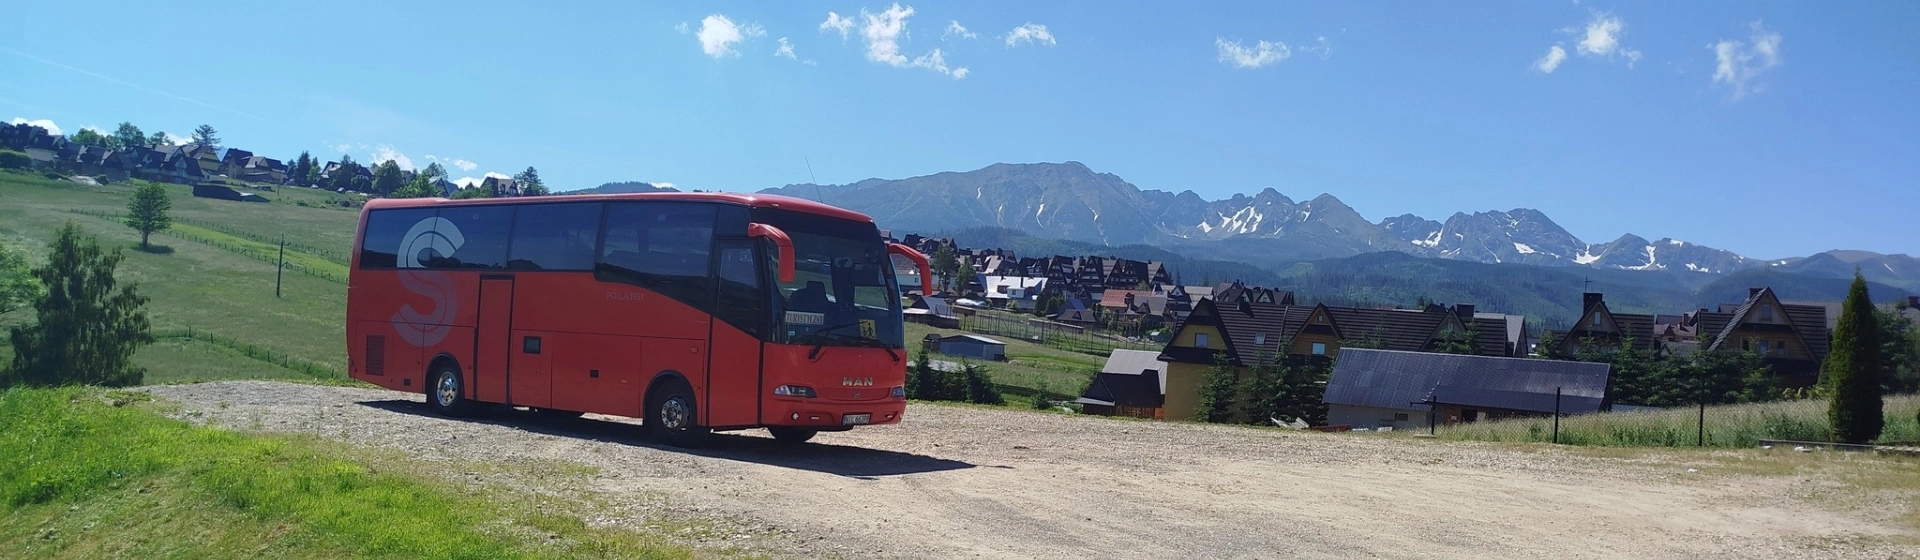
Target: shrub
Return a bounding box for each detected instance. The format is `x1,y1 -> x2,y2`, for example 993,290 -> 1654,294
0,150 -> 28,169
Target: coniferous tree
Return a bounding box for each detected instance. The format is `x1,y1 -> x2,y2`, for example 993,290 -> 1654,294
962,361 -> 1003,405
931,245 -> 958,292
1195,351 -> 1238,422
125,183 -> 172,251
1826,272 -> 1884,444
513,166 -> 548,196
190,124 -> 221,149
5,223 -> 152,388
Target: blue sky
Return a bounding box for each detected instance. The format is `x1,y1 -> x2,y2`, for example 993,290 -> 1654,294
5,1 -> 1916,258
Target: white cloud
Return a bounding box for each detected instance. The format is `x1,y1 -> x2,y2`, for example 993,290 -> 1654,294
160,132 -> 191,146
820,11 -> 854,39
1535,44 -> 1568,73
368,145 -> 414,171
449,158 -> 477,172
1711,21 -> 1783,99
653,182 -> 677,189
674,21 -> 689,34
775,37 -> 797,59
1005,23 -> 1055,48
909,48 -> 968,79
332,143 -> 352,153
1575,12 -> 1641,66
453,171 -> 512,190
697,14 -> 764,59
1216,38 -> 1291,69
1297,36 -> 1333,59
944,20 -> 976,40
860,3 -> 914,66
8,117 -> 61,135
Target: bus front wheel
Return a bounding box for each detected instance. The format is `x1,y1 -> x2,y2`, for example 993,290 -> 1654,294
767,427 -> 817,444
426,364 -> 472,416
646,379 -> 709,447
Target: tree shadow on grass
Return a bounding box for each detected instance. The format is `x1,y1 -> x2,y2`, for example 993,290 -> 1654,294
132,244 -> 174,255
357,399 -> 977,479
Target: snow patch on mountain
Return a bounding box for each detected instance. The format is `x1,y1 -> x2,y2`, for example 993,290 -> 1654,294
1514,242 -> 1536,255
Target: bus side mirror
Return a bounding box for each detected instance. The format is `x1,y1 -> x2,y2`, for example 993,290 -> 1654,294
747,223 -> 796,283
888,243 -> 934,295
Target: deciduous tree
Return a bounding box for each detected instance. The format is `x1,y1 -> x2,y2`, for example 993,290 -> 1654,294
5,223 -> 152,388
112,122 -> 145,150
70,128 -> 112,149
371,160 -> 406,196
0,241 -> 38,316
1826,272 -> 1884,444
513,166 -> 548,196
125,183 -> 172,251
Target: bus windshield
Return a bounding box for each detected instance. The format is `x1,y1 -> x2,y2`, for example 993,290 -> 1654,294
757,209 -> 904,349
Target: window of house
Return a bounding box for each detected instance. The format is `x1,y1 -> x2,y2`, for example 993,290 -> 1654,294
1743,338 -> 1752,351
1760,305 -> 1774,322
1591,313 -> 1602,328
1194,333 -> 1209,348
1393,413 -> 1409,422
1758,339 -> 1771,354
1254,333 -> 1266,345
1311,342 -> 1327,355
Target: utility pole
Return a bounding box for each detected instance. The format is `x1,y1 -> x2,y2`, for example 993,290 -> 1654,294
1553,386 -> 1562,444
275,233 -> 286,299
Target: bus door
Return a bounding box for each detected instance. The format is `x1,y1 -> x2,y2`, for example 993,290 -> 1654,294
474,275 -> 514,404
705,238 -> 766,427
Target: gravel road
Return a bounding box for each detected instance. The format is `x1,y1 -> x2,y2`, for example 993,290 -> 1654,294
145,381 -> 1917,559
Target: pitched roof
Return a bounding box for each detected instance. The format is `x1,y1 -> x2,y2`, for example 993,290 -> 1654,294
937,334 -> 1004,346
1707,288 -> 1828,360
1101,349 -> 1168,378
1323,307 -> 1450,352
1325,348 -> 1610,414
1210,298 -> 1312,365
1077,371 -> 1164,408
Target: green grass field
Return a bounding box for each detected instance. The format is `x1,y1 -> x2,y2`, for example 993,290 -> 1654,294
1438,394 -> 1920,448
0,386 -> 698,559
0,172 -> 354,379
906,321 -> 1105,399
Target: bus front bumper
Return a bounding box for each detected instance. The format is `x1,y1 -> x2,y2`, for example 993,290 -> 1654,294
764,400 -> 906,428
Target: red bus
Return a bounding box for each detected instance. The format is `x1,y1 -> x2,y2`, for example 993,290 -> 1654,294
345,192 -> 932,445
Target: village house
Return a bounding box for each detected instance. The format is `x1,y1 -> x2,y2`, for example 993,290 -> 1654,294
922,333 -> 1007,361
983,276 -> 1048,311
1700,287 -> 1832,387
1323,348 -> 1611,430
1547,292 -> 1660,355
1075,349 -> 1168,419
1155,293 -> 1518,421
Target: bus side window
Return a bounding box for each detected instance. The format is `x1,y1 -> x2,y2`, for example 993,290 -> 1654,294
430,205 -> 513,269
596,202 -> 716,308
507,203 -> 602,270
360,208 -> 440,268
714,240 -> 763,336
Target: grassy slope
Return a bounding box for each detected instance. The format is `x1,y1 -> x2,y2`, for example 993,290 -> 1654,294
0,173 -> 352,377
0,386 -> 697,559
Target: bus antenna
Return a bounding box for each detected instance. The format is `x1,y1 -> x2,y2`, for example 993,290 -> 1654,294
805,156 -> 827,205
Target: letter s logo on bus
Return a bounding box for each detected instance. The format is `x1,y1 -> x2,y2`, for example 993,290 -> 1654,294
391,217 -> 464,347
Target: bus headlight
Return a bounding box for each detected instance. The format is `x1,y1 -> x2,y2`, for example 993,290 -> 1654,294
890,386 -> 906,398
772,385 -> 816,398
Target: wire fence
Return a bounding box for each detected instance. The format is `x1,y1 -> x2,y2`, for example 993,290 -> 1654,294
66,209 -> 349,284
956,311 -> 1161,356
169,217 -> 350,265
153,327 -> 345,381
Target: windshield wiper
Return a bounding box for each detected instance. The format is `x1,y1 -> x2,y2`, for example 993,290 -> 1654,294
805,322 -> 861,361
829,332 -> 901,363
803,322 -> 900,363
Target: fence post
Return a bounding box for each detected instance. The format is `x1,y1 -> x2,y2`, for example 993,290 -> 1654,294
1697,401 -> 1706,447
1553,386 -> 1561,444
275,233 -> 286,299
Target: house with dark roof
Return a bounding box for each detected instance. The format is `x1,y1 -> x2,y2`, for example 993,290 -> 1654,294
1155,296 -> 1516,421
1702,287 -> 1831,387
1548,292 -> 1658,355
480,175 -> 519,197
1324,348 -> 1611,430
924,334 -> 1006,361
1076,349 -> 1169,419
904,294 -> 959,329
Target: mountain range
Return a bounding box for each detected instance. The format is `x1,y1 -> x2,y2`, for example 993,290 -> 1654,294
756,162 -> 1919,294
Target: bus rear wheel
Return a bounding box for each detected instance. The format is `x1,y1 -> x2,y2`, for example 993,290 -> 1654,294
767,427 -> 818,444
646,379 -> 709,448
426,364 -> 472,416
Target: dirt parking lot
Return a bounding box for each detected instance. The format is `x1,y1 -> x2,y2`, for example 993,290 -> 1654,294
146,382 -> 1919,559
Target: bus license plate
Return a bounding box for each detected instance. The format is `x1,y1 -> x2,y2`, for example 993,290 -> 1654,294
842,414 -> 871,425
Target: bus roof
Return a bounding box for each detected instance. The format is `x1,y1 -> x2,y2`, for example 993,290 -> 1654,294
361,191 -> 874,224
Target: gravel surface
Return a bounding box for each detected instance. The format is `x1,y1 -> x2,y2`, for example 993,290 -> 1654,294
145,381 -> 1918,559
